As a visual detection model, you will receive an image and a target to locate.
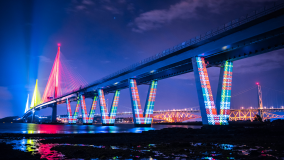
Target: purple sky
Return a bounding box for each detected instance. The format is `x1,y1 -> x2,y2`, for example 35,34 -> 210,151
0,0 -> 284,118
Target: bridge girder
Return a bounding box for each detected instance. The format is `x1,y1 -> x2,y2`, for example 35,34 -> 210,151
153,111 -> 201,122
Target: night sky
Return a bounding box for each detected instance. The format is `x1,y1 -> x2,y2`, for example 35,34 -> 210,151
0,0 -> 284,118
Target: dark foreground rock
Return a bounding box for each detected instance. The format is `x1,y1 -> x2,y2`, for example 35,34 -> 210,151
50,142 -> 281,159
0,142 -> 46,160
51,145 -> 156,159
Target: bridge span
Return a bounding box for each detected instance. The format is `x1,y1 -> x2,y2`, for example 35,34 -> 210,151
48,108 -> 284,123
23,3 -> 284,126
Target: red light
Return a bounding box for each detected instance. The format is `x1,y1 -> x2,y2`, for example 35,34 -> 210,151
256,82 -> 259,85
57,43 -> 61,47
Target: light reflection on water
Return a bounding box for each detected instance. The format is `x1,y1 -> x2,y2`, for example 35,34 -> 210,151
2,139 -> 265,160
0,124 -> 203,159
0,123 -> 201,134
2,139 -> 65,160
3,139 -> 156,160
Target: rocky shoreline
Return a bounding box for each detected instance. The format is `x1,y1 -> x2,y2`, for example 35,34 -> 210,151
0,120 -> 284,159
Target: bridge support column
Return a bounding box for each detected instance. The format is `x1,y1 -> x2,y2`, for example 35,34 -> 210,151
129,79 -> 158,127
66,98 -> 77,124
67,95 -> 97,125
192,57 -> 211,125
192,57 -> 233,125
80,95 -> 89,124
98,89 -> 120,126
215,64 -> 225,115
31,109 -> 36,123
66,98 -> 81,124
87,96 -> 98,124
51,103 -> 57,123
216,61 -> 233,124
73,98 -> 81,124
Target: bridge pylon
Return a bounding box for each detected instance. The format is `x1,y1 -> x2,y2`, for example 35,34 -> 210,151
31,109 -> 36,123
51,44 -> 61,123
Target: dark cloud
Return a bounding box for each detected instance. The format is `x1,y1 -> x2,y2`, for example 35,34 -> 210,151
68,0 -> 123,14
130,0 -> 279,33
234,50 -> 284,73
103,5 -> 122,15
82,0 -> 94,5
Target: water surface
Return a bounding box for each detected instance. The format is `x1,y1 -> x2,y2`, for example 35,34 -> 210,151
0,123 -> 201,134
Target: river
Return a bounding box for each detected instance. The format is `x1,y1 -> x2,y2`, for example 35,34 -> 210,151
0,123 -> 202,134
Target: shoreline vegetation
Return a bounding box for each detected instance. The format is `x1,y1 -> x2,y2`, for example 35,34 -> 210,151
0,120 -> 284,159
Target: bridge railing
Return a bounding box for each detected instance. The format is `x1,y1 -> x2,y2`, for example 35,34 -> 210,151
31,2 -> 284,112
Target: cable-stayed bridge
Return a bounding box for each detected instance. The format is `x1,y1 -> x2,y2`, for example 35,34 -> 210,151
23,2 -> 284,126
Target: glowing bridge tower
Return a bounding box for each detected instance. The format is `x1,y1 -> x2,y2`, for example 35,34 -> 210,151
30,80 -> 41,123
54,44 -> 60,99
30,79 -> 41,109
52,44 -> 60,123
42,44 -> 61,123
